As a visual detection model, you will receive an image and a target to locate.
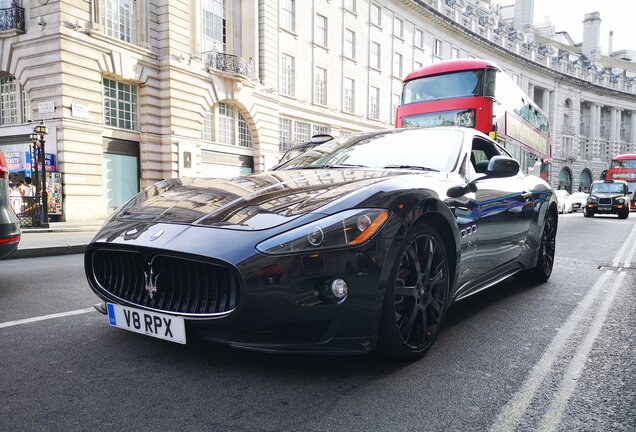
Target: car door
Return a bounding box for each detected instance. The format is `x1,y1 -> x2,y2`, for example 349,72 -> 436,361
469,137 -> 534,276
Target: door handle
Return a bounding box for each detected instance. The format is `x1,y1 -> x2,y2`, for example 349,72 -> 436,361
520,191 -> 533,202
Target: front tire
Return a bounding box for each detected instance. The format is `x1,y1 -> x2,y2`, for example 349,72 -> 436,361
584,209 -> 593,217
619,209 -> 629,219
519,211 -> 556,283
378,224 -> 451,361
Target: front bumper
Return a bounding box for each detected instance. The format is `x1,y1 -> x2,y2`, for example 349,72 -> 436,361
85,223 -> 394,354
585,203 -> 627,215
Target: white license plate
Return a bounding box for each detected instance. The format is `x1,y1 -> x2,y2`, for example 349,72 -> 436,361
598,206 -> 611,211
107,303 -> 186,344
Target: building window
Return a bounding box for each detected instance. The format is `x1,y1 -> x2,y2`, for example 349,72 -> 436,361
0,76 -> 17,125
344,77 -> 355,113
279,118 -> 293,151
203,0 -> 226,52
513,73 -> 520,85
434,39 -> 443,58
281,0 -> 295,32
370,42 -> 381,70
202,109 -> 214,141
451,47 -> 460,59
393,52 -> 403,78
313,125 -> 330,136
281,54 -> 295,96
394,17 -> 403,38
371,4 -> 381,26
392,93 -> 400,125
104,0 -> 136,44
206,103 -> 253,148
415,29 -> 424,48
295,121 -> 310,143
344,29 -> 356,59
314,67 -> 327,105
237,113 -> 252,148
218,102 -> 234,145
344,0 -> 356,12
315,14 -> 327,46
103,78 -> 138,130
369,86 -> 379,120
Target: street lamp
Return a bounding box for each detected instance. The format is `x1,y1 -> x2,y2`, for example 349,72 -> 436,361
30,120 -> 49,228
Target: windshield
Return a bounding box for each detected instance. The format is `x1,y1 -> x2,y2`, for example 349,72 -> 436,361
402,70 -> 484,104
610,159 -> 636,169
276,129 -> 464,173
591,183 -> 626,194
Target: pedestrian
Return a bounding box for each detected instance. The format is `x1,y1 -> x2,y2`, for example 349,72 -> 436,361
8,182 -> 22,213
20,176 -> 34,197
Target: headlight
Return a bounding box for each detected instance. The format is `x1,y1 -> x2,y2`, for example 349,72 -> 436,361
257,209 -> 390,255
587,197 -> 597,203
617,198 -> 625,204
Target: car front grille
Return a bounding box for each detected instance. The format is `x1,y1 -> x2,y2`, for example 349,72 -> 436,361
89,248 -> 240,316
598,198 -> 611,205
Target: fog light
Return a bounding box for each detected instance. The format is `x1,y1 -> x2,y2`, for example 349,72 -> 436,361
331,278 -> 348,299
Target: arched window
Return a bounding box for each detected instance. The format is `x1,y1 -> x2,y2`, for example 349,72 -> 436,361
558,167 -> 573,193
202,102 -> 253,148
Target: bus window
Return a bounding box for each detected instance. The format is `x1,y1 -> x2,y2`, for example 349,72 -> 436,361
402,70 -> 484,104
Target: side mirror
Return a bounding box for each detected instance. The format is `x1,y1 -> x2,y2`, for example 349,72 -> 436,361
486,156 -> 520,178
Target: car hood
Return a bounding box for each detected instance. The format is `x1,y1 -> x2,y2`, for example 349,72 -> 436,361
114,169 -> 425,230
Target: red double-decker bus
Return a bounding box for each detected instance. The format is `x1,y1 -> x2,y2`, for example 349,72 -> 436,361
607,154 -> 636,210
396,59 -> 551,180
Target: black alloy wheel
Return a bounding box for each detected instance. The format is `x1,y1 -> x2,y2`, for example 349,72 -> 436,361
379,224 -> 450,360
520,211 -> 557,282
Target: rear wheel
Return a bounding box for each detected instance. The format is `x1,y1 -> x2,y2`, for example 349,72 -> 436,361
379,224 -> 450,361
519,211 -> 556,283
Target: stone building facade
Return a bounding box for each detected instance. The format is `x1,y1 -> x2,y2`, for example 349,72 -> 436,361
0,0 -> 634,221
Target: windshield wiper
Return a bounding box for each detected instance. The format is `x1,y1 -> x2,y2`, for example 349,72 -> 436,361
383,164 -> 440,172
322,163 -> 367,168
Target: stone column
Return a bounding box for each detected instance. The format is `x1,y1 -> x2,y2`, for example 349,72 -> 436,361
191,0 -> 202,58
630,111 -> 636,153
609,107 -> 617,142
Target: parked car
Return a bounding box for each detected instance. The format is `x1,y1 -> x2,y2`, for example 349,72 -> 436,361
85,127 -> 557,360
583,180 -> 630,219
0,150 -> 20,259
554,189 -> 573,213
275,134 -> 334,167
570,192 -> 589,212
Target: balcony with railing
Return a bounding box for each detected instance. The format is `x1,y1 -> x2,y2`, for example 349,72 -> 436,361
204,51 -> 254,80
0,3 -> 25,33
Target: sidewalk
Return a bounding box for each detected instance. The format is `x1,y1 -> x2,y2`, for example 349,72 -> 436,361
7,220 -> 104,260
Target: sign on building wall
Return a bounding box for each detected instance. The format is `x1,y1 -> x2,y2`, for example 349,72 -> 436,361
71,103 -> 89,119
38,101 -> 55,114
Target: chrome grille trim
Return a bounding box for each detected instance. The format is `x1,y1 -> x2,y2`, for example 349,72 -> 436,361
89,248 -> 240,318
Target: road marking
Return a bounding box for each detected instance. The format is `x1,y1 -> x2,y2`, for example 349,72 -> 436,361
488,271 -> 614,432
622,230 -> 636,268
612,223 -> 636,267
0,308 -> 94,330
538,271 -> 626,432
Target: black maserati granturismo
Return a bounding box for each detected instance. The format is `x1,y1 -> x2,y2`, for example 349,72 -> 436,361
85,127 -> 557,360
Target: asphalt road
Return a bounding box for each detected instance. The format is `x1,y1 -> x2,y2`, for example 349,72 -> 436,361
0,212 -> 634,432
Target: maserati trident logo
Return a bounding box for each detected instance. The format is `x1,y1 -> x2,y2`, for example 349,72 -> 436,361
144,267 -> 159,299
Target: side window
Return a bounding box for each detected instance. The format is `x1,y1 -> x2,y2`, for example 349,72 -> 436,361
470,137 -> 500,174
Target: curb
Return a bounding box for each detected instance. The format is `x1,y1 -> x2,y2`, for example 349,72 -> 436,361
7,244 -> 87,260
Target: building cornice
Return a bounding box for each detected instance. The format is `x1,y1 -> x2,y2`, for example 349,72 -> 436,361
401,0 -> 636,101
